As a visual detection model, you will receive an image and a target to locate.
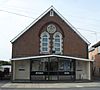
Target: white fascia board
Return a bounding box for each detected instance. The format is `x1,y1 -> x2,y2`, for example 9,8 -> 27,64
10,54 -> 94,62
10,6 -> 90,45
54,55 -> 94,62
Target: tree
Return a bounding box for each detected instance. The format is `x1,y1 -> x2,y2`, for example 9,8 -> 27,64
0,61 -> 11,66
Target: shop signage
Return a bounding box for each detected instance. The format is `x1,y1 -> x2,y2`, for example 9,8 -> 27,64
64,72 -> 70,74
35,72 -> 44,74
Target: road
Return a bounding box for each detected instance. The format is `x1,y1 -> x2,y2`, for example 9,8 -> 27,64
0,88 -> 100,90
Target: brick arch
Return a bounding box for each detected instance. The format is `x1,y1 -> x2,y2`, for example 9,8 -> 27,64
38,22 -> 65,38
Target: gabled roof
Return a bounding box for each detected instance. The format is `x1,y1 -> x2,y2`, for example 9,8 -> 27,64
10,6 -> 90,45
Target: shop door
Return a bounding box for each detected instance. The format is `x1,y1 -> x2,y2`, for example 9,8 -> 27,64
45,61 -> 58,80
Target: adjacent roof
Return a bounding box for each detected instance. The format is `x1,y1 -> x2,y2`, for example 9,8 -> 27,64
10,6 -> 90,45
92,41 -> 100,48
89,47 -> 95,52
11,54 -> 93,62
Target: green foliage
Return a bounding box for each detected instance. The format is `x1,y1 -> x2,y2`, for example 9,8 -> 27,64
0,61 -> 11,66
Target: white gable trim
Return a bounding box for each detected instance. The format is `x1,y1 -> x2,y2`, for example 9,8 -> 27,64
11,54 -> 93,62
10,6 -> 90,45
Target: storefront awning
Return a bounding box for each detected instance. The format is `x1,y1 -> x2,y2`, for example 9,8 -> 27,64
10,55 -> 94,62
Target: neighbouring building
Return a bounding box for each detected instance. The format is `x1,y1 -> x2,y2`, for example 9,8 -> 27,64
89,41 -> 100,76
0,65 -> 11,80
10,6 -> 93,82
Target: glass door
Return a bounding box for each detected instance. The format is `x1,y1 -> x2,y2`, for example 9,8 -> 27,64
45,57 -> 58,80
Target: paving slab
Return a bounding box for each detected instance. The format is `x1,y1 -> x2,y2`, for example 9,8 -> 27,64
1,82 -> 100,89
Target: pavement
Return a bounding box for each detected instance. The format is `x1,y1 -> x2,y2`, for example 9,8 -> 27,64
1,81 -> 100,89
0,80 -> 9,88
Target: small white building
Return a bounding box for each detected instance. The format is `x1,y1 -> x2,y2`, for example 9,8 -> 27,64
0,65 -> 11,72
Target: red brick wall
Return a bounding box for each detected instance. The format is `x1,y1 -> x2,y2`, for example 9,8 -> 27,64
89,47 -> 100,76
12,11 -> 88,58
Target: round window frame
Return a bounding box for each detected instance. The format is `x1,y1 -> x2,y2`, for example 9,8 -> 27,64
47,24 -> 56,33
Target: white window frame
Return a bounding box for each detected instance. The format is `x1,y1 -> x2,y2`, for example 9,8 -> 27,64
53,32 -> 63,54
50,10 -> 54,16
40,31 -> 50,54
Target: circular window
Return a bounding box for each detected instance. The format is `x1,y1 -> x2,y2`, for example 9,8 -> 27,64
47,24 -> 56,33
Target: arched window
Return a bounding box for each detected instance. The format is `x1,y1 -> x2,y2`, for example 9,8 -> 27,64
40,32 -> 50,53
53,32 -> 63,54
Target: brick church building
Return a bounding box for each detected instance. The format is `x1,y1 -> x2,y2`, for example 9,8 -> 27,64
11,6 -> 93,82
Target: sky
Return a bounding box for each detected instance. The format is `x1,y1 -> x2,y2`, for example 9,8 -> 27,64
0,0 -> 100,61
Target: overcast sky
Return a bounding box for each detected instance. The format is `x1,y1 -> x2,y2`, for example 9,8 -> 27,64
0,0 -> 100,61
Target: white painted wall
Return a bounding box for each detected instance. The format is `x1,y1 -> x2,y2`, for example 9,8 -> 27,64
12,60 -> 15,80
87,61 -> 91,80
13,60 -> 30,80
76,60 -> 91,80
